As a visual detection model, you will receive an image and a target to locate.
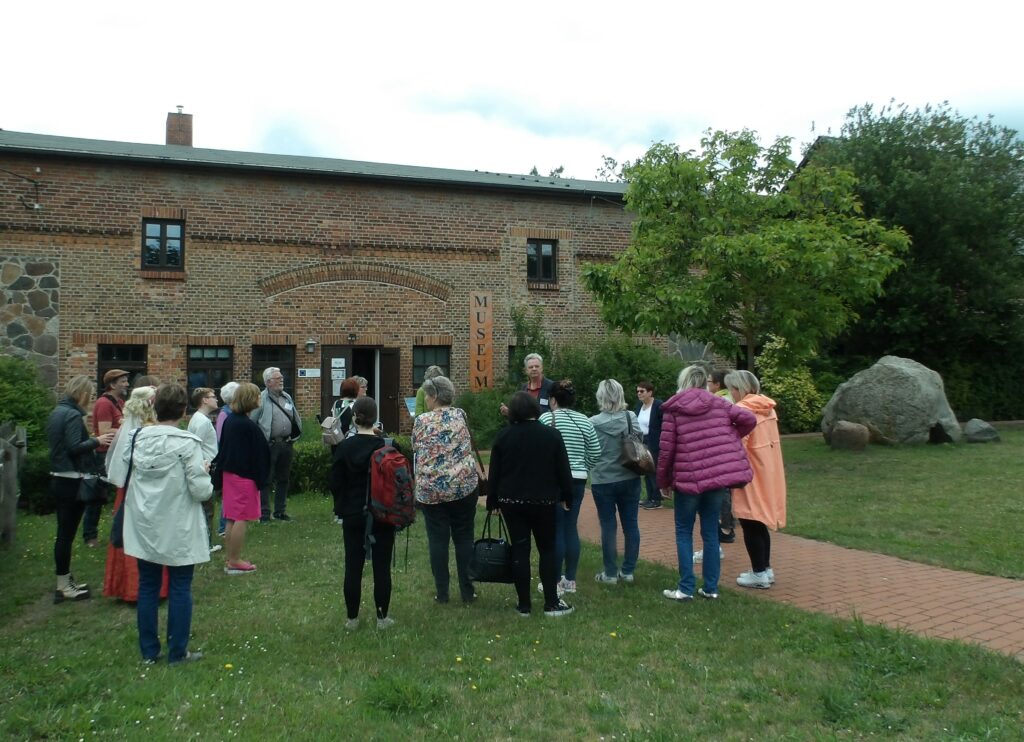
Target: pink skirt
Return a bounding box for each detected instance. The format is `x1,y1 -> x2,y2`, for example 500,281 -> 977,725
222,472 -> 261,522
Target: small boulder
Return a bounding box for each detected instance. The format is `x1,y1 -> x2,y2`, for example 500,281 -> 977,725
963,419 -> 1000,443
829,420 -> 870,451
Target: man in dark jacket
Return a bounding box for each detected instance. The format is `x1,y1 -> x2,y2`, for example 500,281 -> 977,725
500,353 -> 555,417
635,381 -> 664,509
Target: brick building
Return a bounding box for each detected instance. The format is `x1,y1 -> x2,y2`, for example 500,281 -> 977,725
0,112 -> 631,432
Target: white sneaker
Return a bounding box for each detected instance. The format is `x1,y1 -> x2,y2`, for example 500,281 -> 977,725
558,577 -> 577,594
595,571 -> 618,584
538,581 -> 565,596
209,544 -> 223,554
662,588 -> 693,601
693,547 -> 725,564
736,571 -> 772,589
345,618 -> 359,631
737,568 -> 775,584
617,570 -> 635,583
377,616 -> 395,630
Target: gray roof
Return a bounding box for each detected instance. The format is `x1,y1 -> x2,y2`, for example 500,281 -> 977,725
0,129 -> 626,198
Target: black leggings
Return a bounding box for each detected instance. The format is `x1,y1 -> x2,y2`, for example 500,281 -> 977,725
341,515 -> 395,620
500,503 -> 559,611
52,477 -> 86,575
739,518 -> 771,573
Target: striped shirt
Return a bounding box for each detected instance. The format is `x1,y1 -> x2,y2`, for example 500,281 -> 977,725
539,408 -> 601,480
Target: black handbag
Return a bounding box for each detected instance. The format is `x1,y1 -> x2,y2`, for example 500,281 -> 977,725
468,511 -> 514,584
619,413 -> 655,475
76,477 -> 104,503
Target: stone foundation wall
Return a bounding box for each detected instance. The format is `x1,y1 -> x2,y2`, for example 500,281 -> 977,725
1,257 -> 59,387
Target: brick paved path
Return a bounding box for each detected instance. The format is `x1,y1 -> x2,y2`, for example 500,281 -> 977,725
576,496 -> 1024,661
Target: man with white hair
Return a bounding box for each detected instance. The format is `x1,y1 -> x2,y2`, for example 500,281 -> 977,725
251,367 -> 302,523
501,353 -> 555,416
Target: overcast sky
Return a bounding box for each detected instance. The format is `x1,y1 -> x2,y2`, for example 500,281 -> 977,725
4,1 -> 1021,180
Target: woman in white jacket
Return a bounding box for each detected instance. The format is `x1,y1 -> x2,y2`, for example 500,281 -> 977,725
124,384 -> 213,665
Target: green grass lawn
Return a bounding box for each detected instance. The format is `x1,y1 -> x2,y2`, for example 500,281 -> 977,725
1,493 -> 1022,739
784,426 -> 1024,579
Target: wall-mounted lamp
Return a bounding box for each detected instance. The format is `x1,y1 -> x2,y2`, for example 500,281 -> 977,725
305,338 -> 318,354
347,333 -> 357,343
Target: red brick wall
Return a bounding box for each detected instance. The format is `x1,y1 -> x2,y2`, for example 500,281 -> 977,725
0,152 -> 634,428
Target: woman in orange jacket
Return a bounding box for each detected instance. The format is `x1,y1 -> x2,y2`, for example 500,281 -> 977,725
725,370 -> 787,589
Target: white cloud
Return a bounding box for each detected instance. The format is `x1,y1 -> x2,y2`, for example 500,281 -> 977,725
3,0 -> 1021,179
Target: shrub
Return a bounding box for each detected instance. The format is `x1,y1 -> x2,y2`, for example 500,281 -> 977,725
0,357 -> 56,513
552,335 -> 681,415
455,385 -> 515,450
508,304 -> 553,379
289,440 -> 331,496
757,337 -> 825,434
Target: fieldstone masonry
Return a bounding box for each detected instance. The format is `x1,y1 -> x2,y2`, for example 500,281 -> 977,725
1,257 -> 59,388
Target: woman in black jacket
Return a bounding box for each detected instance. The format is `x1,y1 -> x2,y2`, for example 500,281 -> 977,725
487,392 -> 574,618
46,375 -> 116,603
218,382 -> 269,575
329,396 -> 395,630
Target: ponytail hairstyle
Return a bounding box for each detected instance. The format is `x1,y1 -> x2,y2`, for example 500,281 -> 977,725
352,396 -> 378,429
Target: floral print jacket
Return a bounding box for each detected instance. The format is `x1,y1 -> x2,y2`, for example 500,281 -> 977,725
412,407 -> 479,505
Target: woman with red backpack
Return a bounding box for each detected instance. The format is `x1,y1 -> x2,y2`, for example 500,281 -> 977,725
329,396 -> 396,631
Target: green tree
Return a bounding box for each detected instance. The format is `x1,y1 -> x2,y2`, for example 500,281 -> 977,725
582,130 -> 909,369
812,102 -> 1024,418
508,304 -> 553,378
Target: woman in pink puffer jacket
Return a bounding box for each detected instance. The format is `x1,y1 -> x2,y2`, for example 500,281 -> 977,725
657,366 -> 755,601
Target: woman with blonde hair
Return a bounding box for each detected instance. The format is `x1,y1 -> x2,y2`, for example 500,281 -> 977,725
46,375 -> 116,603
217,382 -> 269,575
657,365 -> 755,601
725,370 -> 787,589
589,379 -> 644,585
103,385 -> 169,602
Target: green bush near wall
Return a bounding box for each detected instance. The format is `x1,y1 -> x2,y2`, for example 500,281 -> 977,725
0,357 -> 56,513
289,439 -> 332,496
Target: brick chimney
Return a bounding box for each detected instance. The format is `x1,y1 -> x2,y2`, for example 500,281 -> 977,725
166,106 -> 193,146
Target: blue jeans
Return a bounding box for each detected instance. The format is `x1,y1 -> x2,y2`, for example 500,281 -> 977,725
554,480 -> 586,581
673,487 -> 727,595
591,478 -> 641,578
137,560 -> 195,662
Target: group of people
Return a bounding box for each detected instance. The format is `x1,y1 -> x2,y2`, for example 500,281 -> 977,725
44,368 -> 303,663
44,352 -> 787,663
411,353 -> 787,620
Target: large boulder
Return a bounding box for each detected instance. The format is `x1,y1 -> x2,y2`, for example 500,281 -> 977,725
821,356 -> 962,445
963,418 -> 1000,443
